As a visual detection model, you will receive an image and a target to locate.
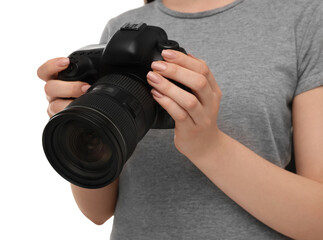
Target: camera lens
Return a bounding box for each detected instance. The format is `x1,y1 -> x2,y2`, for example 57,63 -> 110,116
65,121 -> 112,168
43,74 -> 156,188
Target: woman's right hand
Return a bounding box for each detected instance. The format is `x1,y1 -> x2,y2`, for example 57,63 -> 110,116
37,57 -> 91,117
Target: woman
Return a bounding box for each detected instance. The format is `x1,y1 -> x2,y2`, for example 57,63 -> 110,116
37,0 -> 323,239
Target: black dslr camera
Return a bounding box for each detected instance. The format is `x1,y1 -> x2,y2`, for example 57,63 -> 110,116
43,23 -> 187,189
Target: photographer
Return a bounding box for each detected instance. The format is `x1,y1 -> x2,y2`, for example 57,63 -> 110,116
37,0 -> 323,239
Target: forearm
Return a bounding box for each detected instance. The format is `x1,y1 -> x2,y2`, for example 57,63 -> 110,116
191,130 -> 323,240
70,178 -> 119,225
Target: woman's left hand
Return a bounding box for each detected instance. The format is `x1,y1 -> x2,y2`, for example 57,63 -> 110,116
147,49 -> 222,161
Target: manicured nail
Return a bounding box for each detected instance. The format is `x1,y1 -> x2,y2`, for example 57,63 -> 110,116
162,50 -> 176,59
81,84 -> 91,93
147,71 -> 161,84
56,58 -> 70,67
151,89 -> 164,98
151,61 -> 167,71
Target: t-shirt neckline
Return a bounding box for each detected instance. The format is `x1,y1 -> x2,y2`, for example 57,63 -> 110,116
155,0 -> 245,19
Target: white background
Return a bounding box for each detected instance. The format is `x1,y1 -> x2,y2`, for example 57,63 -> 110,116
0,0 -> 144,239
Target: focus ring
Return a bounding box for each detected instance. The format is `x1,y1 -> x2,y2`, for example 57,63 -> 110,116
67,92 -> 137,160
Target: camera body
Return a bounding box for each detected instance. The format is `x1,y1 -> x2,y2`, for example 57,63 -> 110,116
59,22 -> 187,129
43,23 -> 188,188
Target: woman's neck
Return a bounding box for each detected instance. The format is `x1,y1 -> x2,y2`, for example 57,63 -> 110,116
162,0 -> 237,13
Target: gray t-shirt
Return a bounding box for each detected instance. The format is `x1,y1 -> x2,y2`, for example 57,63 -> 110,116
100,0 -> 323,239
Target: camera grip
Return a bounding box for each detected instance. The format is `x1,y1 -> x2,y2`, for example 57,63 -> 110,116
58,44 -> 105,84
58,56 -> 98,85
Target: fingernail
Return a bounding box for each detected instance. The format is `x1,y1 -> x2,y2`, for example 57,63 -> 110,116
151,89 -> 164,98
56,58 -> 70,67
81,84 -> 91,93
147,71 -> 161,84
151,61 -> 167,71
162,50 -> 176,59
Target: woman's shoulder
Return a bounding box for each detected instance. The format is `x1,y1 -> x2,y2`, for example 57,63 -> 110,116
100,1 -> 158,43
251,0 -> 322,35
258,0 -> 322,16
109,3 -> 157,30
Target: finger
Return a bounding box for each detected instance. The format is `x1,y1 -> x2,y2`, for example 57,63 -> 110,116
37,57 -> 70,81
48,98 -> 73,117
161,50 -> 218,91
44,80 -> 90,101
151,89 -> 195,130
151,61 -> 213,106
147,71 -> 204,125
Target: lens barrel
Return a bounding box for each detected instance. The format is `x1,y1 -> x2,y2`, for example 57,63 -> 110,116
43,74 -> 155,188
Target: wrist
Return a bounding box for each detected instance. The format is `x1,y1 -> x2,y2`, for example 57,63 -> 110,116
189,128 -> 226,166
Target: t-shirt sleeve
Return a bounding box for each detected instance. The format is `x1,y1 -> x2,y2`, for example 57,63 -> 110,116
295,2 -> 323,96
99,17 -> 124,44
99,20 -> 113,44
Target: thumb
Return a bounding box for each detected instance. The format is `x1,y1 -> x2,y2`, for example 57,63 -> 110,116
37,57 -> 70,81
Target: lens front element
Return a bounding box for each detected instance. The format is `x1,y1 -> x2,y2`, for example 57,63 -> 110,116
43,107 -> 126,189
65,121 -> 113,168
